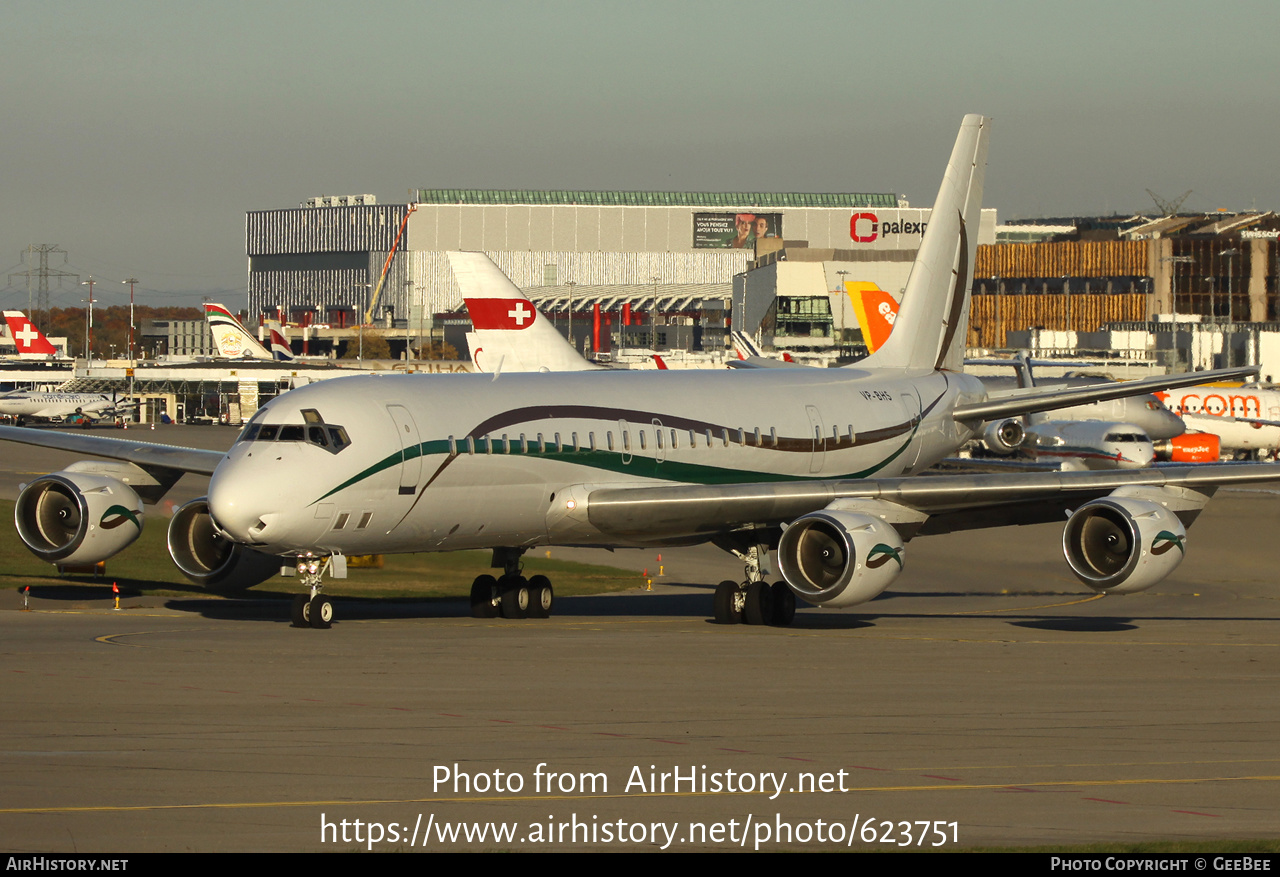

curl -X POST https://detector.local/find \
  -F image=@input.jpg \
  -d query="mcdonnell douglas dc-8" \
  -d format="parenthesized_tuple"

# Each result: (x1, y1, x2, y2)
(5, 115, 1279, 629)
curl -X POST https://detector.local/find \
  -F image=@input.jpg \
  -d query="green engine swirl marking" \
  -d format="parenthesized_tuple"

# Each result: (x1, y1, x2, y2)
(99, 504, 141, 532)
(866, 543, 904, 570)
(1150, 530, 1184, 556)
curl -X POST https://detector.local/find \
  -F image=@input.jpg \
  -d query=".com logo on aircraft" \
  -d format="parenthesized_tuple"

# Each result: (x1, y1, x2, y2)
(850, 212, 927, 243)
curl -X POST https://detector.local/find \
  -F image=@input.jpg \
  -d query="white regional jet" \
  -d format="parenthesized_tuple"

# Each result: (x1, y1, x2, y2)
(4, 114, 1280, 630)
(0, 391, 128, 425)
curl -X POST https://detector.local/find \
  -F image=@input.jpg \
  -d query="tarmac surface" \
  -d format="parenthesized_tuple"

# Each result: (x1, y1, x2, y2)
(1, 423, 1279, 851)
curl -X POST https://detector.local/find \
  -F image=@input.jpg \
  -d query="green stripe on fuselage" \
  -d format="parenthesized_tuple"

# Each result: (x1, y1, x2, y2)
(311, 432, 915, 506)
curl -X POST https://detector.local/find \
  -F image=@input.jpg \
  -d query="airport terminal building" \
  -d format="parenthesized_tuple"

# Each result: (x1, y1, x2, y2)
(245, 190, 972, 353)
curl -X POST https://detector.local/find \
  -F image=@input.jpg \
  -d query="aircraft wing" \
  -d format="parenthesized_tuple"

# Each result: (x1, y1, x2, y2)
(726, 357, 805, 369)
(582, 462, 1280, 543)
(0, 425, 224, 477)
(953, 366, 1258, 423)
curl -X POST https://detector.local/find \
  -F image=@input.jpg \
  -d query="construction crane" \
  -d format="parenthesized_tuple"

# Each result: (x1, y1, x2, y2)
(364, 204, 418, 324)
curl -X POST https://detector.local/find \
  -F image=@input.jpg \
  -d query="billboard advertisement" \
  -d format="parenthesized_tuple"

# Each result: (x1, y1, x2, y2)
(694, 212, 783, 249)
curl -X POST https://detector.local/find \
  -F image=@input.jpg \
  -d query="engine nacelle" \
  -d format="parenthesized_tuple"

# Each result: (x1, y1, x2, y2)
(982, 418, 1025, 455)
(167, 498, 281, 590)
(1062, 497, 1186, 594)
(777, 510, 905, 608)
(14, 473, 145, 566)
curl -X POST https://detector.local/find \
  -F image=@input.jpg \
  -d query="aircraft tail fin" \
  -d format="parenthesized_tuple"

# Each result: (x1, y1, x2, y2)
(844, 282, 899, 354)
(264, 320, 295, 361)
(2, 311, 59, 359)
(204, 304, 273, 360)
(449, 251, 598, 373)
(856, 114, 988, 372)
(730, 330, 764, 360)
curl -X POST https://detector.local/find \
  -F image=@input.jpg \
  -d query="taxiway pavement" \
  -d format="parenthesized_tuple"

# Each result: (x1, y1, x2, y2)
(1, 426, 1278, 851)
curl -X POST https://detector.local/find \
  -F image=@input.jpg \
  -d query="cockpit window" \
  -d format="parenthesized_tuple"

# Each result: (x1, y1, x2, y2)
(236, 411, 351, 454)
(1105, 432, 1149, 443)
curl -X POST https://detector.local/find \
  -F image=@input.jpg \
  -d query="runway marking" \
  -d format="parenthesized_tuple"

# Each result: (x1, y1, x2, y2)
(949, 594, 1106, 614)
(96, 628, 221, 646)
(2, 775, 1275, 815)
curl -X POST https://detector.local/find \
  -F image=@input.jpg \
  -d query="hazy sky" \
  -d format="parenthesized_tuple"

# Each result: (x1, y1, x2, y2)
(2, 1, 1276, 309)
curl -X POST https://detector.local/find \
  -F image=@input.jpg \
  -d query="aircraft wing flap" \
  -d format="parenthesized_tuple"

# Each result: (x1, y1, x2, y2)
(0, 425, 224, 477)
(584, 463, 1280, 542)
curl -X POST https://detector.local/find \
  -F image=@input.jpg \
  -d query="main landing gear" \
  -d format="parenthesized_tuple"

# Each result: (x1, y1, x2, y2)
(470, 548, 554, 620)
(289, 554, 338, 629)
(712, 539, 796, 627)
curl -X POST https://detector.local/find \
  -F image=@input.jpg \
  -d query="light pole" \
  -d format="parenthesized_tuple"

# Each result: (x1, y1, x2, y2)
(566, 281, 576, 350)
(403, 279, 414, 360)
(80, 277, 95, 369)
(122, 277, 138, 363)
(1221, 248, 1239, 324)
(354, 284, 372, 361)
(650, 276, 659, 352)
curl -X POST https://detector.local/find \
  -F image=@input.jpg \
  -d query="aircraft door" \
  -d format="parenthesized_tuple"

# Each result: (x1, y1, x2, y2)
(897, 387, 924, 473)
(806, 405, 824, 474)
(386, 404, 422, 495)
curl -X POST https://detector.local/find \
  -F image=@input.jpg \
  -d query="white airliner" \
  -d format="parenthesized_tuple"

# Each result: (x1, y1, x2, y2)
(1154, 385, 1280, 456)
(205, 304, 294, 361)
(4, 115, 1279, 632)
(0, 391, 128, 424)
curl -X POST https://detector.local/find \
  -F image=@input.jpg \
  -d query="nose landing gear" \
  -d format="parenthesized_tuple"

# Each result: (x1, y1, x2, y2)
(289, 553, 342, 629)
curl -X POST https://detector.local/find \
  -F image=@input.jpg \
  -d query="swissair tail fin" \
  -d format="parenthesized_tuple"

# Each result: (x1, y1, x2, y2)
(204, 304, 273, 360)
(2, 311, 59, 359)
(856, 114, 988, 373)
(448, 251, 598, 373)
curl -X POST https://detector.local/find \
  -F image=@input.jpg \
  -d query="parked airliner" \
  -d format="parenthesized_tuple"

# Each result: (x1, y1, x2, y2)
(4, 115, 1277, 631)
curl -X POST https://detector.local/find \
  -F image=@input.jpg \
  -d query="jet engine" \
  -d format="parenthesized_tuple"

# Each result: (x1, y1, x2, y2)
(1062, 496, 1186, 594)
(167, 497, 281, 590)
(982, 418, 1025, 455)
(777, 510, 905, 608)
(14, 472, 145, 566)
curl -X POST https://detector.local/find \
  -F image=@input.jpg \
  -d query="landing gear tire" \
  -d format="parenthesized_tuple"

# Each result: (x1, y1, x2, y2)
(470, 574, 499, 618)
(500, 576, 530, 619)
(713, 580, 742, 624)
(291, 594, 310, 628)
(527, 575, 553, 619)
(744, 580, 774, 625)
(309, 595, 334, 629)
(769, 582, 796, 627)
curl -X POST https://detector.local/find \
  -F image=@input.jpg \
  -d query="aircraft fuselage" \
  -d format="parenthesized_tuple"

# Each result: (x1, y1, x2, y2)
(208, 368, 988, 556)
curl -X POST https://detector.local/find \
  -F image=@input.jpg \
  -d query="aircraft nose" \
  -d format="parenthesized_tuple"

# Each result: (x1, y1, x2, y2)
(207, 467, 276, 544)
